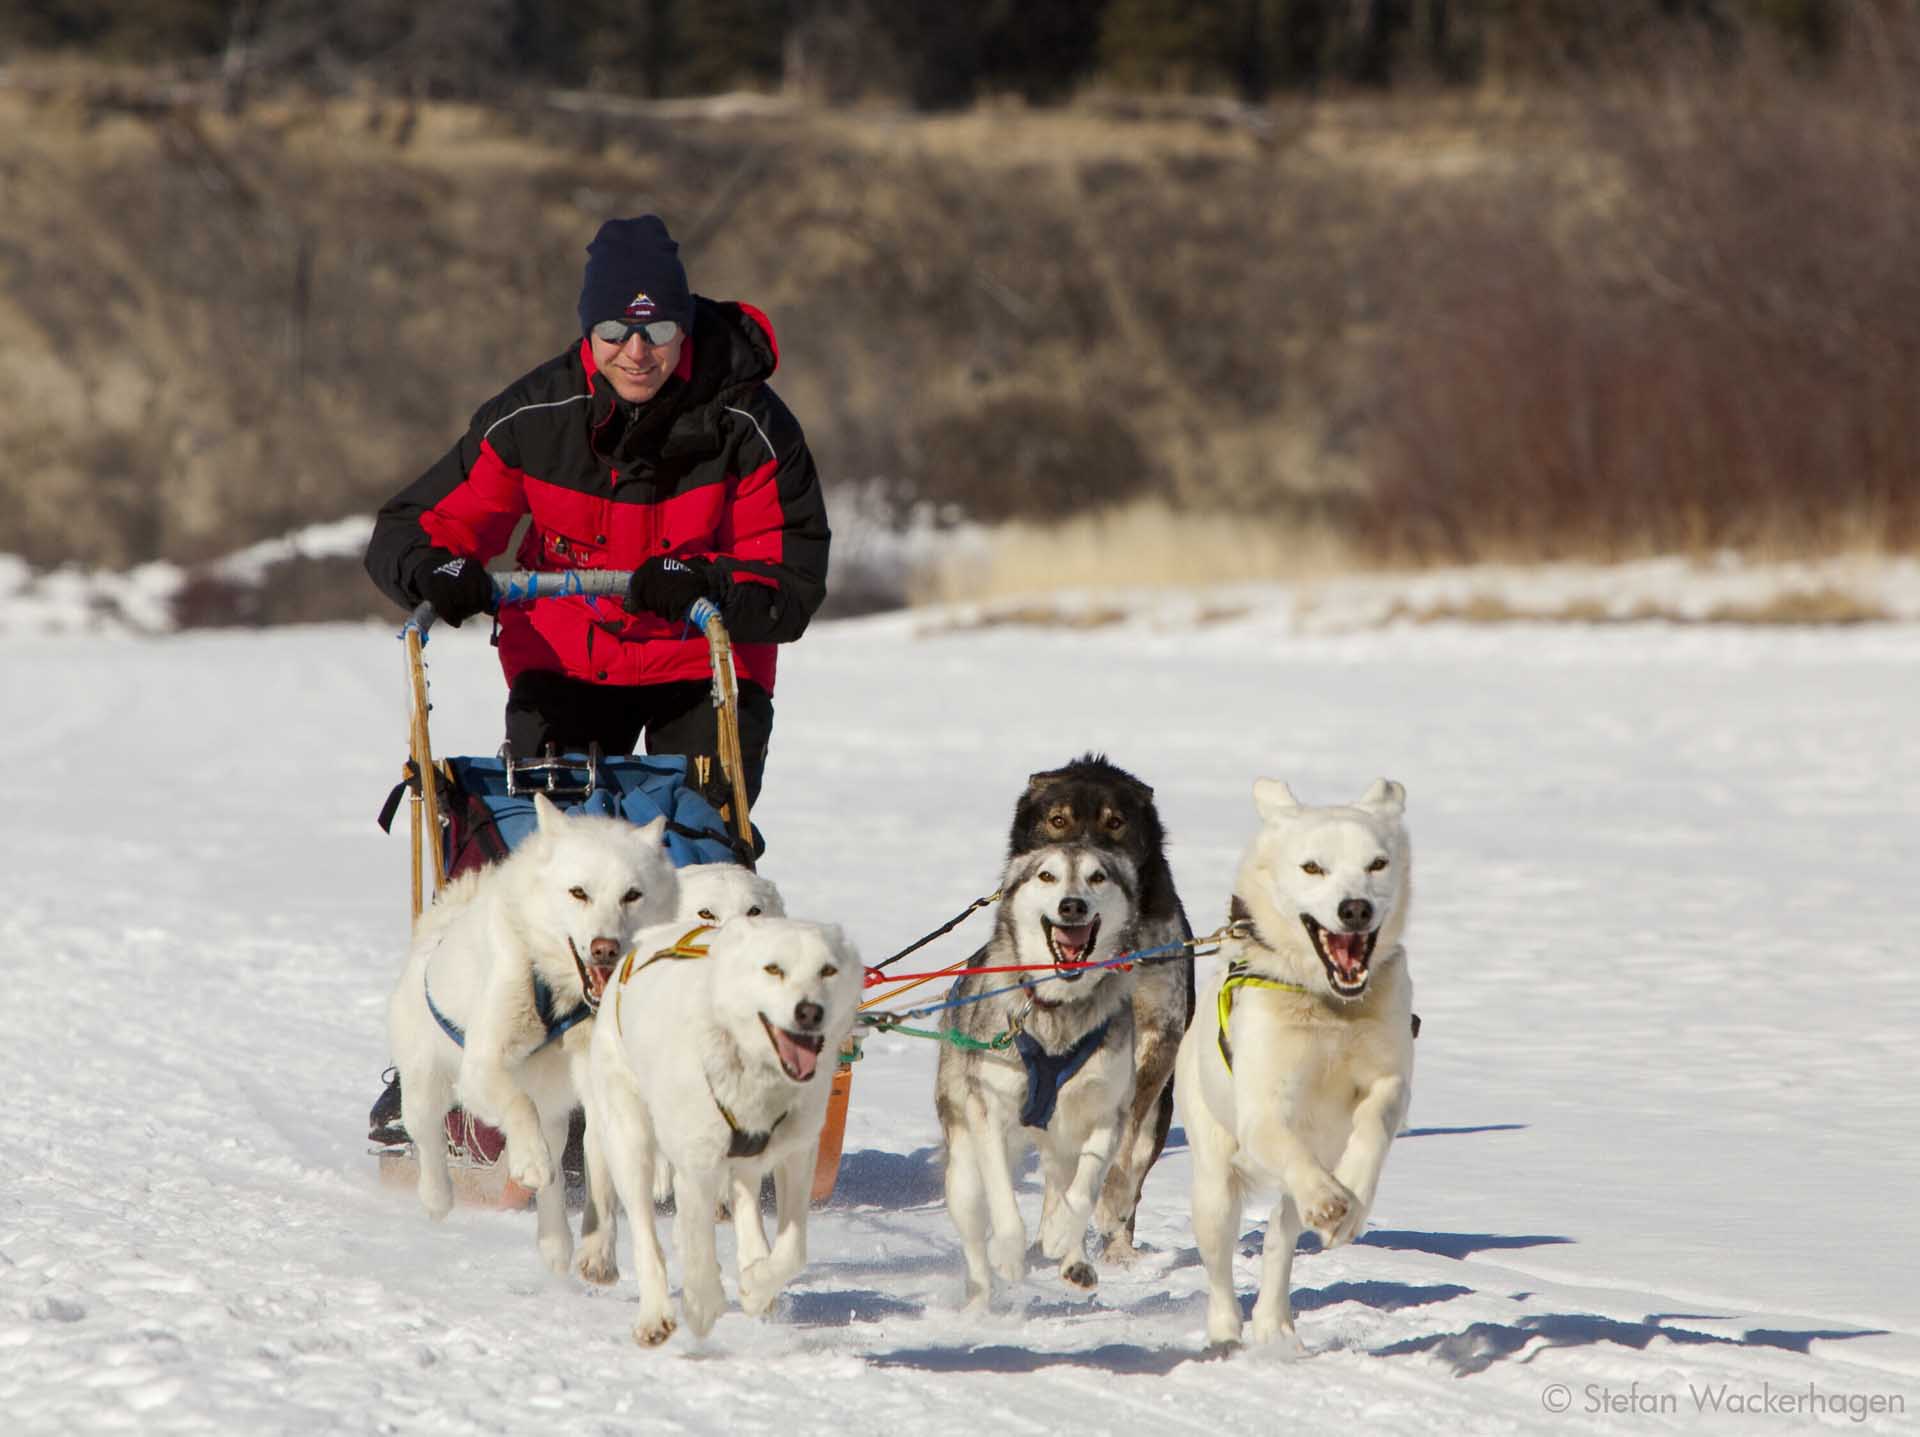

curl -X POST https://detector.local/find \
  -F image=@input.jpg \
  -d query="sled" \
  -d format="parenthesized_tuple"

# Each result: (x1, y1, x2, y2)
(374, 569, 854, 1209)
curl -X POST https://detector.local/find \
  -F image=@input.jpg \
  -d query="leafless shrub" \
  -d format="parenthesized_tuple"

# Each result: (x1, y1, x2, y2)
(170, 574, 259, 628)
(172, 556, 388, 627)
(905, 396, 1157, 523)
(1365, 23, 1920, 561)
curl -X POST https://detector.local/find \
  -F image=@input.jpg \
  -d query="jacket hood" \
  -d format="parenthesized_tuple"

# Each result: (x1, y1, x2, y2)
(582, 297, 779, 470)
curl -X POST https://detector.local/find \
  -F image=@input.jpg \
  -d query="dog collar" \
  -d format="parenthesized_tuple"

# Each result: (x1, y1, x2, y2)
(533, 971, 595, 1046)
(1013, 1019, 1111, 1129)
(1023, 982, 1061, 1013)
(1226, 894, 1273, 950)
(707, 1076, 789, 1158)
(536, 972, 596, 1046)
(1215, 961, 1309, 1073)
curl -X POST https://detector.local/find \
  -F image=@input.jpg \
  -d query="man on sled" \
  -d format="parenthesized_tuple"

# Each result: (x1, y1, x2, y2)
(363, 213, 830, 1153)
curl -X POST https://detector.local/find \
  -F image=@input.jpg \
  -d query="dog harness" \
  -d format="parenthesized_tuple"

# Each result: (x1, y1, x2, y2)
(1013, 1017, 1112, 1129)
(1214, 960, 1310, 1073)
(612, 925, 715, 1034)
(424, 964, 602, 1053)
(606, 925, 790, 1156)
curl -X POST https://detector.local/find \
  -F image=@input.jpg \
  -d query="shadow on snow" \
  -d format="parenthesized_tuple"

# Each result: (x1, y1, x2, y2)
(820, 1145, 945, 1211)
(1374, 1312, 1889, 1376)
(1352, 1229, 1574, 1260)
(1398, 1123, 1529, 1139)
(866, 1341, 1225, 1376)
(784, 1288, 923, 1327)
(1123, 1279, 1473, 1323)
(1161, 1227, 1575, 1272)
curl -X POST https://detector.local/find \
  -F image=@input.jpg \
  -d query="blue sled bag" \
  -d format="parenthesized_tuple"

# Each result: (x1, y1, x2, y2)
(432, 752, 752, 876)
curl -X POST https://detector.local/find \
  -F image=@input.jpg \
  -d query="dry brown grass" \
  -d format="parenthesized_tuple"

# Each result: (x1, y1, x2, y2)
(1698, 589, 1895, 627)
(927, 603, 1132, 634)
(919, 501, 1365, 606)
(1380, 588, 1893, 628)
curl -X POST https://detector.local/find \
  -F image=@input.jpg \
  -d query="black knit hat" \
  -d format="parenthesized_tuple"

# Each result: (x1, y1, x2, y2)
(577, 215, 694, 336)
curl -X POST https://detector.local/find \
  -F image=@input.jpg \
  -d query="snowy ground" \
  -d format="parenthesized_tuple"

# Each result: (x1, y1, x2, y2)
(7, 529, 1920, 636)
(3, 602, 1917, 1434)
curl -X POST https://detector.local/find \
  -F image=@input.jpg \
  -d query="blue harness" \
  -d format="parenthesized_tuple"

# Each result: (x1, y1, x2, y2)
(1013, 1017, 1112, 1129)
(425, 971, 593, 1053)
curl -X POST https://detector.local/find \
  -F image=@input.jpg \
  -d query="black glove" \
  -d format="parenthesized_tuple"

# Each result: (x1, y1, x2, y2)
(414, 550, 494, 628)
(625, 556, 717, 623)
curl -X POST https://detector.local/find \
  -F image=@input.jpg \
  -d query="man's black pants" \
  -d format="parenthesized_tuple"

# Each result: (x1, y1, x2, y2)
(503, 672, 773, 807)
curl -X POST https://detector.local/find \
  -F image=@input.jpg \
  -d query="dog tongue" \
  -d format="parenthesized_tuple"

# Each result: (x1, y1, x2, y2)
(585, 965, 613, 1000)
(774, 1028, 820, 1081)
(1053, 923, 1093, 960)
(1326, 931, 1367, 978)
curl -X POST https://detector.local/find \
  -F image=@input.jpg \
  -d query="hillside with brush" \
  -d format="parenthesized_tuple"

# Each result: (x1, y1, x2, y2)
(3, 5, 1916, 621)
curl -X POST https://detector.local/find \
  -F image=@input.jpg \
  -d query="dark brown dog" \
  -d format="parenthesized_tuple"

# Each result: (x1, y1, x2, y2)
(1009, 754, 1193, 1258)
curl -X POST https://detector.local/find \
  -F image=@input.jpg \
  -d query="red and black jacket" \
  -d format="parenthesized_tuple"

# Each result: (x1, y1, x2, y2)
(365, 298, 828, 694)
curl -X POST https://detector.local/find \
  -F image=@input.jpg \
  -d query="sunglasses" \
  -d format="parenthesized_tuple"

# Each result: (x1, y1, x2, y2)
(592, 318, 682, 347)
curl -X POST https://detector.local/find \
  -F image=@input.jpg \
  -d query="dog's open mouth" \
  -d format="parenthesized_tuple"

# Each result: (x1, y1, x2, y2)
(569, 940, 618, 1011)
(1301, 915, 1378, 996)
(1042, 914, 1101, 982)
(759, 1013, 825, 1082)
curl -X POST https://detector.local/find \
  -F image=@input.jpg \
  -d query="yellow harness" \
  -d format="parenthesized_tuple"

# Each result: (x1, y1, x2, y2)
(1215, 960, 1309, 1072)
(609, 923, 793, 1156)
(613, 924, 716, 1033)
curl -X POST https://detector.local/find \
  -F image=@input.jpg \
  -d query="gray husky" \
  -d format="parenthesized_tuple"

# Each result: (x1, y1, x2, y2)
(1009, 755, 1191, 1260)
(934, 844, 1140, 1307)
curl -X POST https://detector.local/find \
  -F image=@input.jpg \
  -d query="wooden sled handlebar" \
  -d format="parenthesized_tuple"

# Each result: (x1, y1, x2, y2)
(401, 570, 753, 914)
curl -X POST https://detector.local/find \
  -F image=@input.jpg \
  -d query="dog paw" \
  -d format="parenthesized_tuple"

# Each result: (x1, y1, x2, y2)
(1296, 1173, 1356, 1239)
(651, 1163, 675, 1208)
(1327, 1166, 1374, 1245)
(1322, 1196, 1370, 1249)
(1094, 1230, 1142, 1266)
(1060, 1259, 1098, 1291)
(1206, 1299, 1244, 1348)
(508, 1142, 554, 1192)
(683, 1281, 726, 1338)
(738, 1260, 780, 1317)
(632, 1311, 677, 1347)
(538, 1231, 573, 1277)
(417, 1174, 454, 1223)
(575, 1239, 619, 1286)
(1039, 1204, 1088, 1261)
(988, 1230, 1027, 1285)
(1249, 1308, 1304, 1352)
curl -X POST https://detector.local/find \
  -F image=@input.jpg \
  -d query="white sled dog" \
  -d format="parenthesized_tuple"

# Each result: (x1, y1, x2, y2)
(387, 794, 678, 1273)
(647, 863, 787, 1205)
(590, 915, 862, 1344)
(935, 844, 1139, 1306)
(672, 861, 786, 926)
(1176, 778, 1414, 1349)
(572, 861, 788, 1283)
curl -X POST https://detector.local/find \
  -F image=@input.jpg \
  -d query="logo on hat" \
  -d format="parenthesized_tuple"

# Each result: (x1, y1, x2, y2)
(622, 291, 659, 321)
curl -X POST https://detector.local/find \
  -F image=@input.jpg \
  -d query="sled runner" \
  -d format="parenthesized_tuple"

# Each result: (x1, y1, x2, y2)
(372, 570, 854, 1208)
